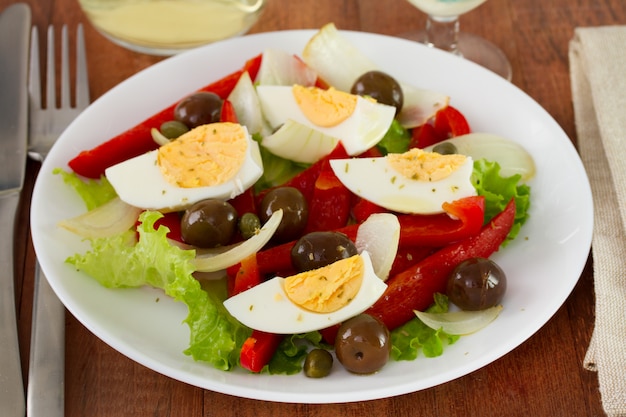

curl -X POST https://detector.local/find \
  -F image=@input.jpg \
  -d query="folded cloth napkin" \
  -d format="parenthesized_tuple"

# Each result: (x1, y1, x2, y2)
(570, 26, 626, 416)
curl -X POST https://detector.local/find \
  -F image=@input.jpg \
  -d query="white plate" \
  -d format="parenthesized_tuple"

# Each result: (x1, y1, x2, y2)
(31, 29, 593, 404)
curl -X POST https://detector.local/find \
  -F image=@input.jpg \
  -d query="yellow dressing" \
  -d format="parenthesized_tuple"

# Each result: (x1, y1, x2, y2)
(292, 85, 357, 127)
(387, 148, 467, 182)
(283, 254, 364, 313)
(157, 122, 248, 188)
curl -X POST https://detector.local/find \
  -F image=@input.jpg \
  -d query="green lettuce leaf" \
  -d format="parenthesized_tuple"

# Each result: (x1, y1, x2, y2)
(390, 293, 460, 361)
(66, 211, 249, 370)
(472, 159, 531, 244)
(53, 168, 116, 210)
(376, 119, 411, 155)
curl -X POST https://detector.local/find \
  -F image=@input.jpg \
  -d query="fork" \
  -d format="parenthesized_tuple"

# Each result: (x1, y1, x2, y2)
(27, 24, 89, 417)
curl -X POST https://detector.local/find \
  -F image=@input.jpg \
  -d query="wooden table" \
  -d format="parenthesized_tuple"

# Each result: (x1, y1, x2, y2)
(6, 0, 623, 415)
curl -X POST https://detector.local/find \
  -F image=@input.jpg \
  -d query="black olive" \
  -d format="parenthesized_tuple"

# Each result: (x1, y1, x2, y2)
(290, 231, 358, 272)
(350, 70, 404, 115)
(335, 314, 391, 374)
(259, 187, 308, 243)
(174, 92, 223, 129)
(446, 257, 507, 311)
(180, 199, 238, 248)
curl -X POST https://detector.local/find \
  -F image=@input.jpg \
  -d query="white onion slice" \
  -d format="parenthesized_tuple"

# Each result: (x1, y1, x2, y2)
(261, 119, 339, 163)
(414, 305, 503, 335)
(58, 197, 142, 239)
(193, 209, 283, 272)
(355, 213, 400, 281)
(150, 127, 170, 146)
(227, 71, 266, 135)
(256, 48, 318, 87)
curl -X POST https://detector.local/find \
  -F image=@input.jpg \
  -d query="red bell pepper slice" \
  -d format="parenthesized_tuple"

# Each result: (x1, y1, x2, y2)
(219, 99, 238, 123)
(303, 165, 351, 233)
(259, 142, 350, 205)
(397, 196, 485, 247)
(351, 198, 388, 224)
(409, 122, 440, 150)
(240, 330, 284, 373)
(366, 198, 516, 331)
(433, 105, 471, 139)
(68, 54, 263, 179)
(229, 253, 261, 297)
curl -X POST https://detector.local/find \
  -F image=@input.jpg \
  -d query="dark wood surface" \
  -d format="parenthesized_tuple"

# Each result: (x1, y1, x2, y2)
(6, 0, 622, 415)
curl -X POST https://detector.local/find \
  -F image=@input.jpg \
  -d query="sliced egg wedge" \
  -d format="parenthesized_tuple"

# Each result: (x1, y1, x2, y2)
(105, 122, 263, 212)
(256, 84, 396, 156)
(330, 148, 477, 215)
(223, 251, 387, 334)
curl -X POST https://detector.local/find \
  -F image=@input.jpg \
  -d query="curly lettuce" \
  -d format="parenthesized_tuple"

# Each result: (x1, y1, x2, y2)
(66, 211, 250, 370)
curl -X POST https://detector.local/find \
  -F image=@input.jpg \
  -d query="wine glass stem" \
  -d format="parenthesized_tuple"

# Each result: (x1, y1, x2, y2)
(424, 15, 461, 56)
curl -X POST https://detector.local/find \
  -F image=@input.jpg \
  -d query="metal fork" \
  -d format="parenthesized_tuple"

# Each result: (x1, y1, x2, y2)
(27, 24, 89, 417)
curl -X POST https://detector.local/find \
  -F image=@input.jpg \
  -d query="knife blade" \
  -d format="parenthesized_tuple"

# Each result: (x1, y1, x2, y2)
(0, 3, 31, 417)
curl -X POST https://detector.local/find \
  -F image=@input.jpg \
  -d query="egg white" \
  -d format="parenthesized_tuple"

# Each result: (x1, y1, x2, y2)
(329, 155, 477, 215)
(256, 85, 396, 156)
(105, 133, 263, 212)
(223, 251, 387, 334)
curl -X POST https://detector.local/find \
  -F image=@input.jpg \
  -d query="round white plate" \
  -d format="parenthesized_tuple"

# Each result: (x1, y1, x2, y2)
(31, 29, 593, 404)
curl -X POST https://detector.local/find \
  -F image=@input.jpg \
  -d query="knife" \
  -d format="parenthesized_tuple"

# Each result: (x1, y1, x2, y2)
(0, 3, 31, 417)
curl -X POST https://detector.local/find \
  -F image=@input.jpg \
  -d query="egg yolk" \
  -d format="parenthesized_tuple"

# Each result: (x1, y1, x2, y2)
(292, 85, 357, 127)
(388, 148, 467, 182)
(157, 122, 248, 188)
(283, 254, 364, 313)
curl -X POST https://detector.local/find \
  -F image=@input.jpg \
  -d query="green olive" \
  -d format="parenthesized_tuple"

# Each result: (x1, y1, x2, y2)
(238, 212, 261, 240)
(432, 141, 458, 155)
(303, 348, 333, 378)
(160, 120, 189, 139)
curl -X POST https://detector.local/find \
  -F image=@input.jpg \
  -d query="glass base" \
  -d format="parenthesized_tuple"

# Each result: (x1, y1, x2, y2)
(400, 30, 512, 81)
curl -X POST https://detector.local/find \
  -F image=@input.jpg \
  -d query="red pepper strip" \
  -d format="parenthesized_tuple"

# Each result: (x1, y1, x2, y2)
(240, 330, 285, 373)
(366, 198, 516, 331)
(228, 187, 256, 217)
(68, 54, 263, 179)
(397, 196, 485, 247)
(303, 165, 351, 233)
(433, 105, 471, 139)
(257, 142, 350, 207)
(229, 253, 261, 297)
(388, 246, 436, 278)
(351, 197, 388, 224)
(409, 122, 440, 150)
(220, 99, 238, 123)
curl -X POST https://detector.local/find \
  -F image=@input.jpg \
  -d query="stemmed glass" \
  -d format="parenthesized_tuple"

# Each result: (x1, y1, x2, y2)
(402, 0, 512, 80)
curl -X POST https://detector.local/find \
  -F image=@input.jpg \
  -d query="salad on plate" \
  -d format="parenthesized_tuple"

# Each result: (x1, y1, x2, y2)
(55, 23, 533, 378)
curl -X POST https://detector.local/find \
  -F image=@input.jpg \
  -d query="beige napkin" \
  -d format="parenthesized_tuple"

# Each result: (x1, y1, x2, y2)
(570, 26, 626, 416)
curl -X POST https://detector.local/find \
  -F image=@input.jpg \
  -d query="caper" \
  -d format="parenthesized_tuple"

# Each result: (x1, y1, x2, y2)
(303, 348, 333, 378)
(160, 120, 189, 139)
(432, 141, 458, 155)
(239, 212, 261, 240)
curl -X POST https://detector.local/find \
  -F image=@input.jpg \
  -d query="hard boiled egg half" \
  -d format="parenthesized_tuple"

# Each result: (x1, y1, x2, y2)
(105, 122, 263, 212)
(329, 148, 477, 215)
(223, 251, 387, 334)
(256, 84, 396, 157)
